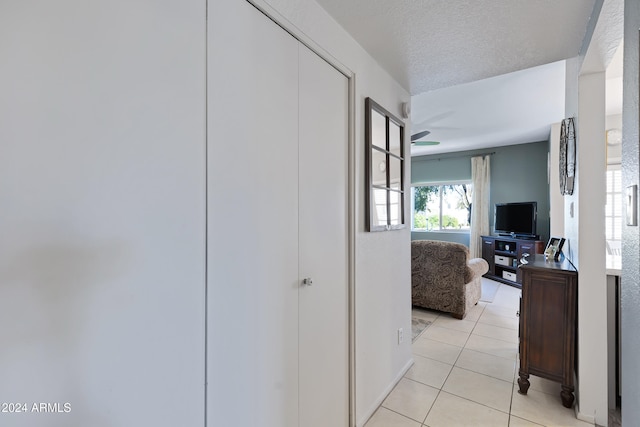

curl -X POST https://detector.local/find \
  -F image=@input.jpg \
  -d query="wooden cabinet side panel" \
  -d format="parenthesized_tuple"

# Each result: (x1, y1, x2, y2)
(525, 273, 567, 379)
(520, 266, 577, 386)
(563, 274, 578, 387)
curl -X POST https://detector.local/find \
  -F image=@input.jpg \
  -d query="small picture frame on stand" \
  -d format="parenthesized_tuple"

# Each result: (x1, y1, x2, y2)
(544, 237, 566, 261)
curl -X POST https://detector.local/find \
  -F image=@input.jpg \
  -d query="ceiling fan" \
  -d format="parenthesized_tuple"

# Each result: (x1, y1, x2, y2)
(410, 110, 460, 146)
(411, 130, 440, 146)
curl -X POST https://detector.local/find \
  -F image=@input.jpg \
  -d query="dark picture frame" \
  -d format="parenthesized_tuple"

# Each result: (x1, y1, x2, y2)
(545, 237, 566, 261)
(365, 97, 406, 232)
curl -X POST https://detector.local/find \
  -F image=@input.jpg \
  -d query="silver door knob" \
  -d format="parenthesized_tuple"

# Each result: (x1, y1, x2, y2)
(302, 277, 313, 286)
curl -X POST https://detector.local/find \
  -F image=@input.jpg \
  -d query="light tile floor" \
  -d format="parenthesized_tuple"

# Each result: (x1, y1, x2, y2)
(365, 279, 595, 427)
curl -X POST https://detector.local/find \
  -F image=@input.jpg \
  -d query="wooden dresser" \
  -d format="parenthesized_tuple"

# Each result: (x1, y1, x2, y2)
(517, 254, 578, 408)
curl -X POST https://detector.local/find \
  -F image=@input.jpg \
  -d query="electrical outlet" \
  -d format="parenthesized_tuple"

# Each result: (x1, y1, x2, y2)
(398, 328, 403, 345)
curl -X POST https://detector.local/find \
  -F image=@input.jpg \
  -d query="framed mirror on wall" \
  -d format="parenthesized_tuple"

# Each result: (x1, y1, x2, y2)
(365, 97, 406, 231)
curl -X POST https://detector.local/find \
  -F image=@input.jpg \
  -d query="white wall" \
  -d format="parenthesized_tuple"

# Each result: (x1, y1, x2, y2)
(0, 0, 411, 425)
(576, 71, 608, 424)
(549, 122, 565, 237)
(563, 58, 580, 263)
(562, 2, 620, 423)
(252, 1, 412, 425)
(0, 1, 206, 426)
(564, 67, 609, 427)
(606, 114, 622, 163)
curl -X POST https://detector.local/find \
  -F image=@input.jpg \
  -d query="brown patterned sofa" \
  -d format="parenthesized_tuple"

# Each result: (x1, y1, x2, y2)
(411, 240, 489, 319)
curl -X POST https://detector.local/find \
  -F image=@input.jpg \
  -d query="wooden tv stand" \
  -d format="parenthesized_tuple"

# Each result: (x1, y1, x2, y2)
(480, 235, 545, 288)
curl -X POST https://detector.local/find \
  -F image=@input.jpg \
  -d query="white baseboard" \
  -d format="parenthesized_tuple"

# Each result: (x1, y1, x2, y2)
(574, 404, 596, 424)
(356, 357, 415, 427)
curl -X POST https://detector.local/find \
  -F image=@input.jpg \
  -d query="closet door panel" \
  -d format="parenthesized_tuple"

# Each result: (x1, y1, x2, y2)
(208, 1, 299, 426)
(298, 45, 349, 427)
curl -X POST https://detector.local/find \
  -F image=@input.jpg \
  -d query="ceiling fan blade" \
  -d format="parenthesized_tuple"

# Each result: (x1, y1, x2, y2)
(412, 140, 440, 146)
(411, 130, 431, 141)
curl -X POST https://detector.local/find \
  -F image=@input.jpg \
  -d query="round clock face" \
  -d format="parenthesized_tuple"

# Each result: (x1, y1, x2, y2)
(379, 161, 386, 172)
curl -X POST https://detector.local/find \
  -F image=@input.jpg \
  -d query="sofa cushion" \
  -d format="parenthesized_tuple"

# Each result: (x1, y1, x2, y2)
(411, 239, 488, 319)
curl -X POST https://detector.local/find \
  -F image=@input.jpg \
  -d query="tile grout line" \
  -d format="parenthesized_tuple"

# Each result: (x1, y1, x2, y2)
(440, 303, 515, 418)
(409, 310, 445, 427)
(435, 390, 512, 418)
(398, 284, 524, 427)
(419, 388, 441, 426)
(507, 364, 516, 426)
(451, 365, 516, 386)
(377, 405, 426, 426)
(420, 304, 492, 426)
(388, 285, 577, 427)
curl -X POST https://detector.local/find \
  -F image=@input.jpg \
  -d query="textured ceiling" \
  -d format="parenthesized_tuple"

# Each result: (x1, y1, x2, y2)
(314, 0, 609, 156)
(409, 60, 566, 156)
(315, 0, 597, 94)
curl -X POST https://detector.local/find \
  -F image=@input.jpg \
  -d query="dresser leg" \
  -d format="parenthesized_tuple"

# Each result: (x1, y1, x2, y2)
(561, 385, 575, 408)
(517, 373, 530, 394)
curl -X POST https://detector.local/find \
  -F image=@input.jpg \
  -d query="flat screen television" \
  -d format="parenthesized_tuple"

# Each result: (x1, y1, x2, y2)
(494, 201, 538, 238)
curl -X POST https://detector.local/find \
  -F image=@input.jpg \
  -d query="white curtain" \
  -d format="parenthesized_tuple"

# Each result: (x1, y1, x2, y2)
(470, 155, 490, 258)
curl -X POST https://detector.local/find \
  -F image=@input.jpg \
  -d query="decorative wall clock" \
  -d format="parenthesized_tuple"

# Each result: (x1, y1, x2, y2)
(559, 117, 576, 196)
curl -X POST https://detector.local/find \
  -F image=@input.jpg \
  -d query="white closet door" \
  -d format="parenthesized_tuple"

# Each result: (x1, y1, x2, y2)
(208, 0, 299, 426)
(298, 46, 349, 427)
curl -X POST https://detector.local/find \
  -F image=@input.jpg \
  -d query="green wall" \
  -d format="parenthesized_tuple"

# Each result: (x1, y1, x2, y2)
(411, 141, 550, 245)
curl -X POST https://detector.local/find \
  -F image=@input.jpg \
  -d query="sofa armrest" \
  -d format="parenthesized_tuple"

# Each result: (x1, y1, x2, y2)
(466, 257, 489, 282)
